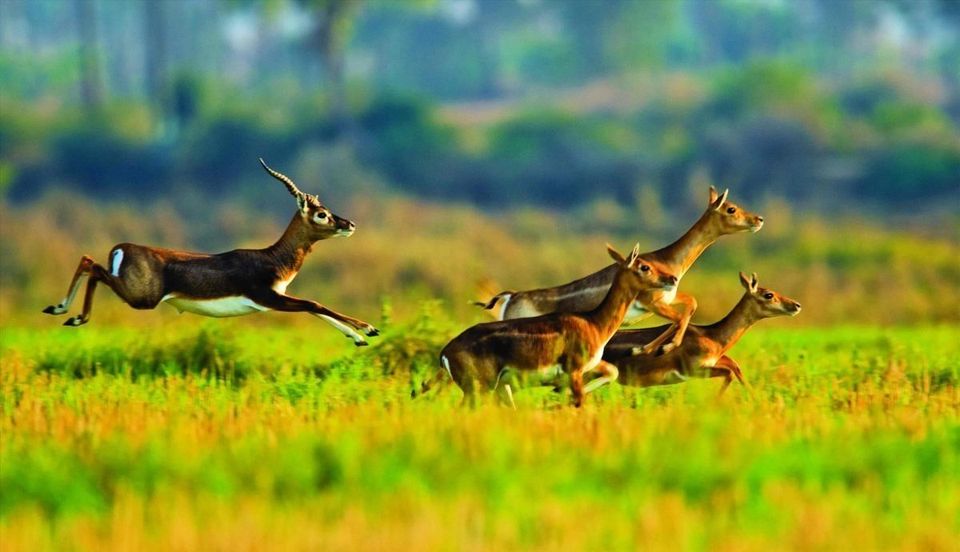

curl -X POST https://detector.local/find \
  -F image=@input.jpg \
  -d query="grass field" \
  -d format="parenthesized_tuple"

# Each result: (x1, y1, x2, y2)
(1, 319, 957, 551)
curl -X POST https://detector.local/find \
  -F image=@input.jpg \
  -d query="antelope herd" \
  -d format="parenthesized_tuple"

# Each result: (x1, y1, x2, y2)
(44, 159, 800, 406)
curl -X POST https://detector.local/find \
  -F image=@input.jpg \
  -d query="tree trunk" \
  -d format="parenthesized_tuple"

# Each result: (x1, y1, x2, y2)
(144, 0, 167, 113)
(316, 1, 348, 131)
(74, 0, 104, 109)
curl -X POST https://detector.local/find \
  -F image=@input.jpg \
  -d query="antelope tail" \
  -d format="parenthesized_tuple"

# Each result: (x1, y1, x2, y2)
(411, 368, 444, 398)
(472, 291, 514, 310)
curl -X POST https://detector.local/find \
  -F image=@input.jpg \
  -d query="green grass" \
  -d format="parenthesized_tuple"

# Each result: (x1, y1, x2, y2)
(1, 322, 958, 551)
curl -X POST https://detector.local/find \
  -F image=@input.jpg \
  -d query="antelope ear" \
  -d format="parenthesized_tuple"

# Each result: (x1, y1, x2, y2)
(750, 272, 759, 292)
(708, 185, 718, 204)
(607, 243, 627, 265)
(711, 188, 729, 211)
(297, 193, 310, 215)
(739, 271, 753, 291)
(629, 243, 641, 264)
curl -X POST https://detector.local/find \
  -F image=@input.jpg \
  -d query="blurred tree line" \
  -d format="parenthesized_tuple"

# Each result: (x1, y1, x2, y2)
(0, 0, 957, 213)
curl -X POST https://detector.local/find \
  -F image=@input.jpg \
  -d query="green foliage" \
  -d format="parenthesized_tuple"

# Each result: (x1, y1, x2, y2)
(4, 63, 958, 209)
(29, 326, 248, 384)
(485, 110, 642, 206)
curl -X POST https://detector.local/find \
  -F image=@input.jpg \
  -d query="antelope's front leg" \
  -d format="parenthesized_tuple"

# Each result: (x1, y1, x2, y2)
(583, 360, 618, 395)
(570, 372, 584, 408)
(712, 355, 747, 397)
(256, 292, 379, 346)
(639, 293, 698, 355)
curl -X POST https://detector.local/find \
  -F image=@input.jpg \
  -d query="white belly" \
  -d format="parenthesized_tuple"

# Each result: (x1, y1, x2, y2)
(162, 295, 268, 318)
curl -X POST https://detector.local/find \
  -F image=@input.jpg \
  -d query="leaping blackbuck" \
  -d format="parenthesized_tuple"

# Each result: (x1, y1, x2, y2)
(477, 187, 764, 355)
(427, 244, 678, 408)
(592, 272, 801, 396)
(42, 159, 380, 346)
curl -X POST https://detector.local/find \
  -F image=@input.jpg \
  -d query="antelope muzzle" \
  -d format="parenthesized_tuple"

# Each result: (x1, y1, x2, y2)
(334, 215, 356, 237)
(660, 273, 679, 290)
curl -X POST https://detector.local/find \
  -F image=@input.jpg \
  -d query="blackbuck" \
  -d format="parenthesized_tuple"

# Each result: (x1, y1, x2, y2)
(429, 244, 678, 408)
(477, 187, 764, 355)
(592, 272, 801, 396)
(42, 159, 380, 346)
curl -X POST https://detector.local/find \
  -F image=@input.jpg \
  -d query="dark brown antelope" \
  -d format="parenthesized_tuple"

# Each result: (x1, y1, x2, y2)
(477, 187, 764, 355)
(592, 272, 801, 396)
(42, 159, 379, 345)
(427, 244, 678, 408)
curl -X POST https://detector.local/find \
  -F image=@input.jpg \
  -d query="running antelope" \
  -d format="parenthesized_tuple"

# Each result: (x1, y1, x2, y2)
(429, 244, 678, 408)
(592, 272, 801, 396)
(477, 187, 763, 355)
(42, 159, 380, 346)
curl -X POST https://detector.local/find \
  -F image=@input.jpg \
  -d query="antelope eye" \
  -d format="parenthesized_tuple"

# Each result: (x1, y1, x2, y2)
(763, 292, 774, 300)
(727, 207, 737, 214)
(317, 212, 328, 220)
(640, 265, 650, 272)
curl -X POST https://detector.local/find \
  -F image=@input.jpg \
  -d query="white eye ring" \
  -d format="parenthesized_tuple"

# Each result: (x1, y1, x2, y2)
(315, 212, 328, 222)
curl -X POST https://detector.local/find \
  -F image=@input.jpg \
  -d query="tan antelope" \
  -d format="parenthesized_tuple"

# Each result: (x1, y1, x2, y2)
(427, 244, 678, 408)
(42, 159, 380, 345)
(477, 187, 764, 355)
(592, 272, 801, 396)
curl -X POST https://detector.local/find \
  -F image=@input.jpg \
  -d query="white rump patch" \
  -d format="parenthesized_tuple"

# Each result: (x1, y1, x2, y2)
(110, 249, 124, 277)
(497, 294, 513, 321)
(441, 355, 452, 379)
(162, 294, 268, 318)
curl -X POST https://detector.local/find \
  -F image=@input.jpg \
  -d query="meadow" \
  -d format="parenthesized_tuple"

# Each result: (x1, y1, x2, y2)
(1, 196, 958, 551)
(1, 317, 959, 551)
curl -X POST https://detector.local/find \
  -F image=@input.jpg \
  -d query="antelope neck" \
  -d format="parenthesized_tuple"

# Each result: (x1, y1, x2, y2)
(586, 268, 645, 337)
(703, 293, 761, 353)
(651, 210, 720, 275)
(265, 213, 315, 272)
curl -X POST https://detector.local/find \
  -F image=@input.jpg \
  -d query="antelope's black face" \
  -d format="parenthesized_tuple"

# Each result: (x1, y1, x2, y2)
(707, 187, 764, 234)
(258, 158, 357, 241)
(300, 195, 356, 240)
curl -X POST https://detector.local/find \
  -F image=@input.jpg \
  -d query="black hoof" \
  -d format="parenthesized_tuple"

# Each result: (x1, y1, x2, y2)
(43, 305, 61, 315)
(365, 327, 380, 337)
(354, 340, 369, 347)
(63, 317, 84, 327)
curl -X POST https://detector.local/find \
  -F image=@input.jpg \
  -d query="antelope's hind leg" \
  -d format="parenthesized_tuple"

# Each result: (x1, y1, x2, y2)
(63, 263, 117, 326)
(494, 367, 520, 409)
(44, 255, 95, 315)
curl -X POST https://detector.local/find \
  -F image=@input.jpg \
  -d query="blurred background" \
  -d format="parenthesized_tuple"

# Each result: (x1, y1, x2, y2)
(1, 0, 958, 328)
